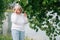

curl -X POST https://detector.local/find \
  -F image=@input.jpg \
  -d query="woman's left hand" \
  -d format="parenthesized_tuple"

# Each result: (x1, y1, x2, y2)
(24, 12, 27, 17)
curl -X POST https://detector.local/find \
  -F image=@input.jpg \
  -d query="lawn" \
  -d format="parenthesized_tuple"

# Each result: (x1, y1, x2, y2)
(0, 34, 31, 40)
(0, 34, 12, 40)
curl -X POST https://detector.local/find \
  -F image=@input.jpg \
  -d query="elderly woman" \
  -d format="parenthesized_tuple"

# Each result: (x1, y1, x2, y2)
(11, 3, 28, 40)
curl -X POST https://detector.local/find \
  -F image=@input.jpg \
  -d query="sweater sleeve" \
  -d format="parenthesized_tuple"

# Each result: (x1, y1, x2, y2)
(23, 14, 29, 24)
(11, 13, 20, 25)
(11, 13, 17, 24)
(11, 13, 29, 25)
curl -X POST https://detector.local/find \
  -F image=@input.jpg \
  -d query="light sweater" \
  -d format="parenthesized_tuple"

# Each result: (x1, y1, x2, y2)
(11, 13, 28, 31)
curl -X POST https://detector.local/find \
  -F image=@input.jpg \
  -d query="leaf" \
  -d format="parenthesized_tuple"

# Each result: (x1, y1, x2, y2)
(36, 29, 38, 32)
(20, 0, 28, 6)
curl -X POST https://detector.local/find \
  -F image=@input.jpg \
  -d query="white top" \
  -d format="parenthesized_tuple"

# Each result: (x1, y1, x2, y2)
(11, 13, 28, 31)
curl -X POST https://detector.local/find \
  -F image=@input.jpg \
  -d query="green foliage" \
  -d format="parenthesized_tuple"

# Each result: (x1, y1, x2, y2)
(0, 0, 5, 28)
(0, 0, 14, 33)
(18, 0, 60, 40)
(0, 35, 12, 40)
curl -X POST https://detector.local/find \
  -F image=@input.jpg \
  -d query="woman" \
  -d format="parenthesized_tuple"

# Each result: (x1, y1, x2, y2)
(11, 3, 28, 40)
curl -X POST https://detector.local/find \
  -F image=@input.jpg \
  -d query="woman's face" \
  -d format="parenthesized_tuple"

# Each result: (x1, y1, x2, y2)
(14, 8, 22, 14)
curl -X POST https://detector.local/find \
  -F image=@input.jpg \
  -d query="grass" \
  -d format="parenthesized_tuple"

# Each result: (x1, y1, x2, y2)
(0, 34, 32, 40)
(0, 34, 12, 40)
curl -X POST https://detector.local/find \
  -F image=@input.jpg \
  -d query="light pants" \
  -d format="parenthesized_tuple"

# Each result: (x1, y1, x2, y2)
(11, 29, 25, 40)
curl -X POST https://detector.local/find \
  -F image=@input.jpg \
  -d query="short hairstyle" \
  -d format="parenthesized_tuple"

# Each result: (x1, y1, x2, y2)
(13, 3, 23, 12)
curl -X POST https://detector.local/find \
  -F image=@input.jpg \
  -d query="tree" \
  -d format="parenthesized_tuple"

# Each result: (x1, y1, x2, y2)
(0, 0, 60, 40)
(19, 0, 60, 40)
(0, 0, 6, 34)
(0, 0, 14, 33)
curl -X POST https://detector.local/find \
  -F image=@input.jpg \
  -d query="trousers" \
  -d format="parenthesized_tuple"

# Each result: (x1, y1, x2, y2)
(11, 29, 25, 40)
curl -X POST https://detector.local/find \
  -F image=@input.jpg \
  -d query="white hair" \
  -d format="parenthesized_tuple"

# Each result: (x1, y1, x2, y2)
(13, 3, 23, 12)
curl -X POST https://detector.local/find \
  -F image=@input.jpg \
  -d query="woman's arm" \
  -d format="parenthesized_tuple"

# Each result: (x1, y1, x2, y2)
(11, 14, 17, 24)
(24, 12, 29, 24)
(11, 13, 20, 25)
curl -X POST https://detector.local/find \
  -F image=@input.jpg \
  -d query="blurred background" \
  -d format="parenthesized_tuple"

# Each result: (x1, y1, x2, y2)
(0, 0, 60, 40)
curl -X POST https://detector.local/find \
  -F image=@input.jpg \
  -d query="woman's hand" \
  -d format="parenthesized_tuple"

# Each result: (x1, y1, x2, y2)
(24, 12, 27, 17)
(24, 12, 28, 24)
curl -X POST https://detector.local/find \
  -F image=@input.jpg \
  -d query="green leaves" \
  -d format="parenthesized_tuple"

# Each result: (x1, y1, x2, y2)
(20, 0, 28, 6)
